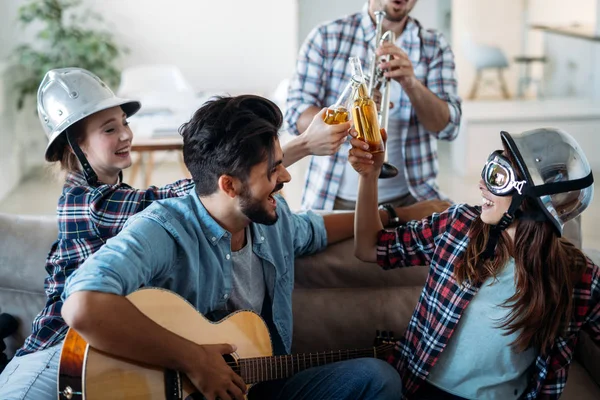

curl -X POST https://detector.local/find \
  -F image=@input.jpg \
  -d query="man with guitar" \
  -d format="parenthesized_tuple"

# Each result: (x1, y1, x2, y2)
(61, 95, 403, 400)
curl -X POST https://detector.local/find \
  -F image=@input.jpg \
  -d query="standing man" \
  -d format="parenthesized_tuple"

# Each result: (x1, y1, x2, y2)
(285, 0, 461, 210)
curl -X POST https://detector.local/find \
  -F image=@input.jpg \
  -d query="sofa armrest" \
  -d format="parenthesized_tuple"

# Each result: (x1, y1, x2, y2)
(576, 330, 600, 388)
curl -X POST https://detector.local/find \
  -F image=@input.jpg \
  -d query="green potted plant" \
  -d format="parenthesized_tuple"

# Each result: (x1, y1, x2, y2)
(11, 0, 126, 109)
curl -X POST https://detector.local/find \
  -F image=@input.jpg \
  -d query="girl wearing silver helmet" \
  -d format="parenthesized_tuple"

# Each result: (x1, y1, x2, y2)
(0, 68, 195, 399)
(349, 127, 597, 399)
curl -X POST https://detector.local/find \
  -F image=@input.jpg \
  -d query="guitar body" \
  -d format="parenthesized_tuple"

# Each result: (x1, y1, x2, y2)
(58, 288, 273, 400)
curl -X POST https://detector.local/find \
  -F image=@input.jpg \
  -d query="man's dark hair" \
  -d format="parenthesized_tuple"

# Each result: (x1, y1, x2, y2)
(179, 95, 283, 196)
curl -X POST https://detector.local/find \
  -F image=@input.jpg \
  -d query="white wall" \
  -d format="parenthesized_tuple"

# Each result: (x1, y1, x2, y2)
(85, 0, 297, 95)
(0, 0, 297, 95)
(0, 1, 22, 61)
(0, 63, 21, 203)
(298, 0, 364, 47)
(529, 0, 596, 26)
(527, 0, 597, 64)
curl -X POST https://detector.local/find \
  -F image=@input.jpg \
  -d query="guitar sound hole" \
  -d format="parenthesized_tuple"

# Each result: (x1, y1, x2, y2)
(223, 353, 240, 375)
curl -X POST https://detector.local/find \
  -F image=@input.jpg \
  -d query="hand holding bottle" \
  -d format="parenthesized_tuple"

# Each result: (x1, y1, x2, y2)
(302, 108, 351, 156)
(348, 128, 387, 177)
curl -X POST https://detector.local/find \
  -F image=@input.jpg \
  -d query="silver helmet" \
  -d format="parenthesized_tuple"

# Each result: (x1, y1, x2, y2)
(501, 128, 594, 236)
(37, 67, 141, 162)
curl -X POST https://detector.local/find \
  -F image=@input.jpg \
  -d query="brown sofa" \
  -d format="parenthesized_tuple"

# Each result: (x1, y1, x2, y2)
(1, 212, 599, 398)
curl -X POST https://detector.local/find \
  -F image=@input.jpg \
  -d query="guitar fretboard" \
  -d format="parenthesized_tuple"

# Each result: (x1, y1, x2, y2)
(234, 346, 392, 384)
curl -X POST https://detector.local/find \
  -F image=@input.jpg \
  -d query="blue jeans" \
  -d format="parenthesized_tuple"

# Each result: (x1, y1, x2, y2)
(248, 358, 402, 400)
(0, 344, 61, 400)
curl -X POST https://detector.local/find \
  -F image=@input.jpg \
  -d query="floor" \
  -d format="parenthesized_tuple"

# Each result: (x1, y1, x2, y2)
(1, 147, 599, 252)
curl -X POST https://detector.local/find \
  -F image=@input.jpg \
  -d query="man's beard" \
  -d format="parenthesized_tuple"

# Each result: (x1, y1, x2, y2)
(239, 183, 283, 225)
(383, 3, 413, 22)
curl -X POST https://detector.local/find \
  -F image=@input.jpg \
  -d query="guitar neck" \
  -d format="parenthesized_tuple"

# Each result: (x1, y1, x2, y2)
(236, 347, 384, 384)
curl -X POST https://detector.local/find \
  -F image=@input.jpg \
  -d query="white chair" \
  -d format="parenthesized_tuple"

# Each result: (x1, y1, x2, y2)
(462, 34, 510, 99)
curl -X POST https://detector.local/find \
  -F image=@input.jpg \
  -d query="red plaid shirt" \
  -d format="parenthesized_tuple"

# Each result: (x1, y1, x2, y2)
(17, 172, 194, 356)
(377, 204, 600, 399)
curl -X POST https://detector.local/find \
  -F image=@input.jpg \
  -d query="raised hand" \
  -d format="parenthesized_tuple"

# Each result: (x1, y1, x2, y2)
(348, 128, 387, 177)
(302, 108, 351, 156)
(186, 343, 246, 400)
(371, 88, 394, 112)
(377, 42, 417, 90)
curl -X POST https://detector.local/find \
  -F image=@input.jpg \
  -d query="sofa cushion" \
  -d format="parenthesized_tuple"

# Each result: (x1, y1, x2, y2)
(294, 237, 428, 289)
(0, 213, 56, 293)
(562, 360, 600, 399)
(0, 290, 46, 358)
(292, 286, 423, 354)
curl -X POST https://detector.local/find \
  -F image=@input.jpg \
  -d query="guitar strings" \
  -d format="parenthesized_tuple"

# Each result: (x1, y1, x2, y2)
(223, 346, 395, 375)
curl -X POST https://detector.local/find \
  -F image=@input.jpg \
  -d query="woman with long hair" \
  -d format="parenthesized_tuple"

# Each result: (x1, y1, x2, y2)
(349, 127, 598, 399)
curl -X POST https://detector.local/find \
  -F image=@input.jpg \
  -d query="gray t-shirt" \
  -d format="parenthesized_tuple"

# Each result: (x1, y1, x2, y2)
(427, 258, 537, 399)
(227, 227, 266, 314)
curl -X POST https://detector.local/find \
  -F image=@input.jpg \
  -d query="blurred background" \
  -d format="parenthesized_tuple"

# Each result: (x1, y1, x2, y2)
(0, 0, 599, 248)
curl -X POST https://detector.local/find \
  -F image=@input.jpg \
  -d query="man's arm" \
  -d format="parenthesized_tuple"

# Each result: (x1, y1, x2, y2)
(321, 201, 451, 245)
(322, 210, 386, 245)
(403, 80, 450, 133)
(284, 25, 326, 136)
(61, 218, 246, 399)
(378, 34, 461, 138)
(296, 106, 321, 135)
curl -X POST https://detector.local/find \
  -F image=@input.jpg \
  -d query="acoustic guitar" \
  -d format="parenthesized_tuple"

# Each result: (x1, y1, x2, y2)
(57, 288, 395, 400)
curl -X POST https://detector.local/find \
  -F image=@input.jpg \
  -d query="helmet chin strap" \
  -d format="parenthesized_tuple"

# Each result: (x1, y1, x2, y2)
(66, 128, 98, 186)
(480, 193, 523, 260)
(480, 194, 557, 260)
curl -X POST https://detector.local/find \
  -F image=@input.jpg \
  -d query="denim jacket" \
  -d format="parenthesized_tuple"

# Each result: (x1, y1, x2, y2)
(63, 189, 328, 353)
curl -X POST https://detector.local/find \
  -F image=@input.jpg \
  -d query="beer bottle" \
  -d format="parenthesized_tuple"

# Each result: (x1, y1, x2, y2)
(348, 56, 385, 154)
(323, 81, 352, 125)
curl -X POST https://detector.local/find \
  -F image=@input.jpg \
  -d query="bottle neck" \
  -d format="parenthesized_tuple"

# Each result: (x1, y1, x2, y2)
(353, 79, 369, 99)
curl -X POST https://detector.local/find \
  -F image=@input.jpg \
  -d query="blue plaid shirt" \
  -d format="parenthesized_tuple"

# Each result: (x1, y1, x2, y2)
(16, 172, 194, 356)
(285, 6, 461, 210)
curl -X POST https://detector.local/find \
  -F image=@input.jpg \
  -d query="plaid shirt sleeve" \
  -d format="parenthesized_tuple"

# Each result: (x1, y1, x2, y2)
(377, 204, 474, 269)
(88, 178, 194, 238)
(585, 260, 600, 343)
(284, 26, 327, 136)
(424, 32, 462, 141)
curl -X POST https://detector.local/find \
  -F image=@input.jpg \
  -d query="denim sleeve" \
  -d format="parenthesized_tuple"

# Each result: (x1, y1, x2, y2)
(62, 216, 178, 299)
(291, 210, 328, 257)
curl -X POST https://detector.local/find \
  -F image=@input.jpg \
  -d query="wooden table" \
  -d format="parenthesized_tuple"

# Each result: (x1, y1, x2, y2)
(129, 137, 189, 188)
